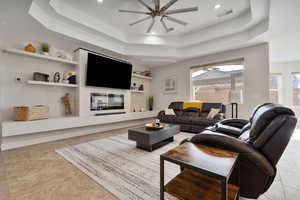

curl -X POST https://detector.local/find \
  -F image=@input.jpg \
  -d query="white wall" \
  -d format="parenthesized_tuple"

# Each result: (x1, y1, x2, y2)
(271, 61, 300, 124)
(0, 1, 148, 121)
(151, 43, 270, 119)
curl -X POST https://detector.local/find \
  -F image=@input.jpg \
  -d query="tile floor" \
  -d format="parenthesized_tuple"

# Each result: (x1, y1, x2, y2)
(0, 128, 299, 200)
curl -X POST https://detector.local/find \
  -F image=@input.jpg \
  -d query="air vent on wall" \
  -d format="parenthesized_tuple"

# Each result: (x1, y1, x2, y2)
(217, 9, 233, 18)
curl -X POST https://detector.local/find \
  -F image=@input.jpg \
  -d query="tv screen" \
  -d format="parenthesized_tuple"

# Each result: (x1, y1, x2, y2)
(86, 53, 132, 89)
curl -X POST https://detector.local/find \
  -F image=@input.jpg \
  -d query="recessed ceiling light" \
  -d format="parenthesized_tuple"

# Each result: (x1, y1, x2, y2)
(97, 0, 103, 3)
(151, 32, 156, 35)
(214, 4, 221, 10)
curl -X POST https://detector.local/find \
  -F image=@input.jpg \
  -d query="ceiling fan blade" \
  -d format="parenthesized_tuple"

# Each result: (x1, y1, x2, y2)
(154, 0, 160, 11)
(160, 18, 174, 32)
(119, 10, 151, 15)
(164, 7, 199, 15)
(146, 18, 155, 33)
(129, 16, 152, 26)
(161, 0, 178, 13)
(137, 0, 154, 12)
(166, 16, 188, 26)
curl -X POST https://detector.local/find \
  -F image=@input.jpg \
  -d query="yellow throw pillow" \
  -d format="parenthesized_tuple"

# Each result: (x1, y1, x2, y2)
(183, 102, 203, 110)
(207, 108, 221, 119)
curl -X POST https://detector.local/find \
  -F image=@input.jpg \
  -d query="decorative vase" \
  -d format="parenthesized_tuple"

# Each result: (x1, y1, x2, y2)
(24, 44, 36, 53)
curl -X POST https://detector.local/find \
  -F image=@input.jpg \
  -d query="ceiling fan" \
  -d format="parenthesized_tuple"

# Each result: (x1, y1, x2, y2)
(119, 0, 199, 33)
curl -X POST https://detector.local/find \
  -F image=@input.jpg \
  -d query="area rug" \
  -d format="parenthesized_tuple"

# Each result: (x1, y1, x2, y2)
(56, 133, 193, 200)
(56, 131, 298, 200)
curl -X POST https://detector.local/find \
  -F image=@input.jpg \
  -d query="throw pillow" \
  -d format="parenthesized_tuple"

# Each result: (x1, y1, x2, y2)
(165, 109, 175, 115)
(207, 108, 220, 119)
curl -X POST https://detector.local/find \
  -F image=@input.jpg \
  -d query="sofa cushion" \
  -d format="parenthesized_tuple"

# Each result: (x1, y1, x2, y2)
(174, 110, 184, 117)
(181, 108, 200, 118)
(168, 102, 183, 110)
(174, 116, 216, 126)
(202, 103, 223, 112)
(199, 112, 208, 118)
(164, 109, 175, 115)
(160, 114, 177, 123)
(215, 124, 241, 137)
(207, 108, 221, 119)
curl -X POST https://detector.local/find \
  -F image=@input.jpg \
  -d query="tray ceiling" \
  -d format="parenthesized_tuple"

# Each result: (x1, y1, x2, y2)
(28, 0, 270, 66)
(61, 0, 250, 35)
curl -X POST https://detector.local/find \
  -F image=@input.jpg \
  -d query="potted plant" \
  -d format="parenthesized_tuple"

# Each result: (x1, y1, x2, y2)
(41, 43, 50, 55)
(148, 96, 154, 111)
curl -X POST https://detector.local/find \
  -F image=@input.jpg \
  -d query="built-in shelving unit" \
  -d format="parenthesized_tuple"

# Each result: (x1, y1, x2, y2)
(132, 74, 152, 80)
(3, 48, 78, 65)
(1, 111, 157, 137)
(27, 80, 78, 88)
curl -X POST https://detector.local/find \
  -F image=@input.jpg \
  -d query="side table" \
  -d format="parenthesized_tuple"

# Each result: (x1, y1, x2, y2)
(160, 143, 240, 200)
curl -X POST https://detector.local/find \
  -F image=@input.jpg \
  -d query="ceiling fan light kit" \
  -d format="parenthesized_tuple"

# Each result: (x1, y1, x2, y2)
(119, 0, 199, 33)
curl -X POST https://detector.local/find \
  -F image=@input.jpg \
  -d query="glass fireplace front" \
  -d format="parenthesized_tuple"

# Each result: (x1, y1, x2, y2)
(91, 93, 124, 111)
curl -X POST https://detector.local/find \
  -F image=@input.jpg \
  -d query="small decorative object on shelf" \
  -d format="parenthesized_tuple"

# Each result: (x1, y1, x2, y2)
(24, 44, 36, 53)
(64, 71, 76, 84)
(131, 82, 137, 90)
(13, 105, 49, 121)
(61, 93, 72, 115)
(53, 72, 61, 83)
(133, 70, 152, 78)
(148, 96, 154, 111)
(33, 72, 49, 82)
(41, 43, 50, 55)
(138, 84, 144, 91)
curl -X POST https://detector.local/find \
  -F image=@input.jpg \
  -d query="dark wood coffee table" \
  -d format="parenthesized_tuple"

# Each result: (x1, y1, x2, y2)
(160, 143, 240, 200)
(128, 124, 180, 152)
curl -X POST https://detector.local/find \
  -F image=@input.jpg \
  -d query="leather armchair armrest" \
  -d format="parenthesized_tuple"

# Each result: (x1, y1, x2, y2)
(189, 130, 275, 177)
(157, 110, 165, 119)
(219, 118, 249, 128)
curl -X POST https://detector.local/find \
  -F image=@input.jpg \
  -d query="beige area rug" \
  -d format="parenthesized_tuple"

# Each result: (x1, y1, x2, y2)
(56, 133, 193, 200)
(56, 132, 300, 200)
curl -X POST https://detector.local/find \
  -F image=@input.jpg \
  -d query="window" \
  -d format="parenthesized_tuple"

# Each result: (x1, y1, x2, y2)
(191, 64, 244, 104)
(292, 73, 300, 106)
(269, 74, 282, 104)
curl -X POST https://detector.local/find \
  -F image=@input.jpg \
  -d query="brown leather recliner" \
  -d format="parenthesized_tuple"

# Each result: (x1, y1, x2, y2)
(184, 103, 297, 199)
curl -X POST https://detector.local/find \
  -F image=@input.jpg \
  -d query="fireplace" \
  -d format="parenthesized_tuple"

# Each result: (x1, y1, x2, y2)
(91, 93, 125, 113)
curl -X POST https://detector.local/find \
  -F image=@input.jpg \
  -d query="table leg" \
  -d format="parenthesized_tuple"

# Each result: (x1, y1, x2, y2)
(160, 156, 164, 200)
(221, 178, 228, 200)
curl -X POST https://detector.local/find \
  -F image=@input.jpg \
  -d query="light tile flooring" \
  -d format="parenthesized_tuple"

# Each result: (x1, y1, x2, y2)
(0, 127, 299, 200)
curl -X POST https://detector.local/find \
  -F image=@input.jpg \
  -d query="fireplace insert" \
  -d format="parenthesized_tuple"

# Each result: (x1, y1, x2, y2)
(91, 93, 124, 111)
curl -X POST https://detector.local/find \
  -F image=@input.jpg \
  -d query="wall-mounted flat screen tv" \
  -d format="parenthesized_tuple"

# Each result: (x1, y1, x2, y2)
(86, 53, 132, 90)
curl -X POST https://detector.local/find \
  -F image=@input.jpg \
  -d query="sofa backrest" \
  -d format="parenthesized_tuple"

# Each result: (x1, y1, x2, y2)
(168, 101, 226, 116)
(202, 103, 226, 114)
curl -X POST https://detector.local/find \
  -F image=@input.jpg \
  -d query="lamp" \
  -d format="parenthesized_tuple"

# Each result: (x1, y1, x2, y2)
(229, 90, 243, 118)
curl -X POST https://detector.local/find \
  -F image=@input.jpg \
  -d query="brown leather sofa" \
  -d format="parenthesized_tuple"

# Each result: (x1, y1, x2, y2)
(183, 103, 297, 198)
(157, 102, 226, 133)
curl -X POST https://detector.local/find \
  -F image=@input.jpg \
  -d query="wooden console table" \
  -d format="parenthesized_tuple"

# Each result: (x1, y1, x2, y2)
(160, 143, 240, 200)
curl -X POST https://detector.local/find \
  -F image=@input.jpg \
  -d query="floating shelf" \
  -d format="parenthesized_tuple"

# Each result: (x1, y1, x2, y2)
(132, 74, 152, 80)
(131, 90, 144, 93)
(27, 80, 78, 88)
(3, 48, 78, 65)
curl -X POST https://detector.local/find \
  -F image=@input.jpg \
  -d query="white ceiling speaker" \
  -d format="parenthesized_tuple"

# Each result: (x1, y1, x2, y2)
(119, 0, 199, 33)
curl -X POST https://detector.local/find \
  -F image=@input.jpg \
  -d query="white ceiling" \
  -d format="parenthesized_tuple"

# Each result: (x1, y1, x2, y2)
(62, 0, 250, 36)
(6, 0, 295, 67)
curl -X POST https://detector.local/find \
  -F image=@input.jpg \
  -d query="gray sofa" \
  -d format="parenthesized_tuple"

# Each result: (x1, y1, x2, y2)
(157, 102, 226, 133)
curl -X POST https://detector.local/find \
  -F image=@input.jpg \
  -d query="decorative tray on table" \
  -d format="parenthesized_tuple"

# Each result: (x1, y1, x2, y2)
(145, 123, 166, 130)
